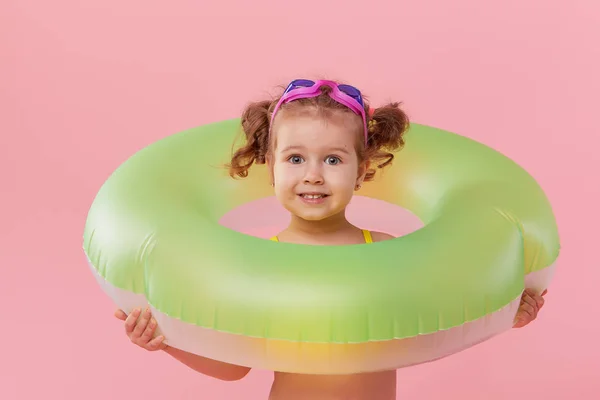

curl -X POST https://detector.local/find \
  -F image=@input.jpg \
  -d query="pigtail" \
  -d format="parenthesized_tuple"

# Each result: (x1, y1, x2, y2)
(364, 102, 410, 181)
(228, 100, 273, 178)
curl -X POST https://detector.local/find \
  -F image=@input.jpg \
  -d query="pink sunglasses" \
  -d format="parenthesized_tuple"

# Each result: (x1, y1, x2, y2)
(269, 79, 368, 145)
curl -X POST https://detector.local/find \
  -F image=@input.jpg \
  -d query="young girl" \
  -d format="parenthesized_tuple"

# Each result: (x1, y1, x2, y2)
(114, 79, 547, 399)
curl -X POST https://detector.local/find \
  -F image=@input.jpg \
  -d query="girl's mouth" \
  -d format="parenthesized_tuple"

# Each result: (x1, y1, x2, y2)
(298, 193, 329, 204)
(299, 194, 328, 199)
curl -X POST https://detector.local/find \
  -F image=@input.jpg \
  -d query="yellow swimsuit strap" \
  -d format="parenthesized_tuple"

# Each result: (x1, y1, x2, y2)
(362, 229, 373, 243)
(270, 230, 373, 243)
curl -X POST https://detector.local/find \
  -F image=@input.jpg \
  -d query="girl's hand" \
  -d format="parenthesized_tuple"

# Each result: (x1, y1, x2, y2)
(114, 308, 167, 351)
(513, 289, 547, 328)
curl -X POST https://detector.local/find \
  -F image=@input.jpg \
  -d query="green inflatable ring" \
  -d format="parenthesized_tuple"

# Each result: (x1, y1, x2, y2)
(83, 119, 560, 374)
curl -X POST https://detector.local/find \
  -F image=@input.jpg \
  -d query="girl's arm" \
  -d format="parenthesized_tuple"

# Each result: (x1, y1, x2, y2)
(162, 346, 251, 381)
(115, 308, 251, 381)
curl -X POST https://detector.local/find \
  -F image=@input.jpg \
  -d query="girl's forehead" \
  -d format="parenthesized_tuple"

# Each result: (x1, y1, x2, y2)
(274, 115, 360, 148)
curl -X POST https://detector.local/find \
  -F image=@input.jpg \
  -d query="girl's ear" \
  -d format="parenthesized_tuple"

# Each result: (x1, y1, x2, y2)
(356, 160, 370, 188)
(266, 153, 275, 186)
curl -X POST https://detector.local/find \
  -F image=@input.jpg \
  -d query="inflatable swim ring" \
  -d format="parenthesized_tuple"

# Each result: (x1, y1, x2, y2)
(83, 119, 560, 374)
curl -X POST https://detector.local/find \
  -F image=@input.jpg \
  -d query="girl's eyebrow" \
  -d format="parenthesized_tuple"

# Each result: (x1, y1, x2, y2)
(279, 145, 350, 155)
(279, 145, 304, 153)
(328, 147, 350, 155)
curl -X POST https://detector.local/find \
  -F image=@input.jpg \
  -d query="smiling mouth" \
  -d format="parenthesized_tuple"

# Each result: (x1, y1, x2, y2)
(298, 193, 329, 199)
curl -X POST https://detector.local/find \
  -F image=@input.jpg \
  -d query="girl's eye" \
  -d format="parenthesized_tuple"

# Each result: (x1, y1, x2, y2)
(288, 155, 304, 164)
(325, 156, 341, 165)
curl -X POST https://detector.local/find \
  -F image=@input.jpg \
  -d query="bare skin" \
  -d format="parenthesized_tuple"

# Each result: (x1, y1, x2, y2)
(114, 308, 251, 382)
(269, 369, 397, 400)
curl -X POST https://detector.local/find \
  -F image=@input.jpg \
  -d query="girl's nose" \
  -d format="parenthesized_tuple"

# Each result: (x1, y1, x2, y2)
(303, 163, 324, 185)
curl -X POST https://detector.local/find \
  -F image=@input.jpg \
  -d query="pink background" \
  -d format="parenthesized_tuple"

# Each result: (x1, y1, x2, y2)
(2, 0, 598, 399)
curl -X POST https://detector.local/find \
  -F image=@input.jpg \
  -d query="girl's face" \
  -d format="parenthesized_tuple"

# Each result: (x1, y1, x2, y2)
(269, 111, 368, 222)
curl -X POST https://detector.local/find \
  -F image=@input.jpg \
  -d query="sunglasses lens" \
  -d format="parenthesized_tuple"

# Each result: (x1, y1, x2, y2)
(338, 84, 364, 107)
(291, 79, 315, 88)
(338, 84, 360, 97)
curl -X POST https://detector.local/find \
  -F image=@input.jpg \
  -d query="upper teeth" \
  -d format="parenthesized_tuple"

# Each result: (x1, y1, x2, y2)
(303, 194, 323, 199)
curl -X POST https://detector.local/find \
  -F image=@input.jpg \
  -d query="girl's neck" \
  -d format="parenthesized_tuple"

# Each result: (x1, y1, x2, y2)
(287, 210, 354, 236)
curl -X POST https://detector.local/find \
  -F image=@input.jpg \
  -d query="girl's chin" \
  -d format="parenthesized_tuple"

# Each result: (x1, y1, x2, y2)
(288, 206, 347, 223)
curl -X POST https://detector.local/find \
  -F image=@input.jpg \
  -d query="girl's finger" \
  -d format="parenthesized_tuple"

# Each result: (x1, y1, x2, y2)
(514, 309, 530, 327)
(534, 294, 545, 309)
(147, 335, 166, 350)
(140, 318, 158, 343)
(523, 292, 543, 310)
(519, 302, 535, 318)
(515, 305, 537, 326)
(521, 293, 538, 310)
(124, 308, 141, 335)
(513, 317, 526, 328)
(114, 309, 127, 321)
(132, 308, 151, 339)
(541, 289, 548, 296)
(538, 298, 546, 310)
